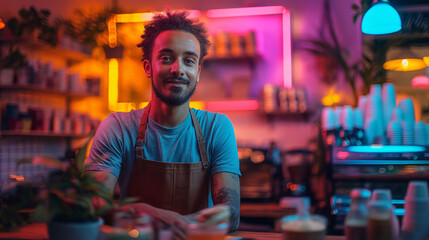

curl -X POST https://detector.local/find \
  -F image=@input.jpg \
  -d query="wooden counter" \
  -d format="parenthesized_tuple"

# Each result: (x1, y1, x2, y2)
(229, 231, 345, 240)
(240, 203, 296, 232)
(0, 224, 345, 240)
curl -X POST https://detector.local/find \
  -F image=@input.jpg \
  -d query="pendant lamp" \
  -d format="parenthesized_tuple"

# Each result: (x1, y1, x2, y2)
(384, 47, 426, 71)
(411, 62, 429, 88)
(361, 0, 402, 35)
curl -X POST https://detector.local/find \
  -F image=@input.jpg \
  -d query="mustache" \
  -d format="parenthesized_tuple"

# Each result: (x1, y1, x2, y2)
(165, 76, 190, 84)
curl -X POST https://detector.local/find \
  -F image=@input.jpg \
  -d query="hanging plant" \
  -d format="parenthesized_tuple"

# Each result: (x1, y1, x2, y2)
(60, 7, 119, 48)
(299, 0, 360, 106)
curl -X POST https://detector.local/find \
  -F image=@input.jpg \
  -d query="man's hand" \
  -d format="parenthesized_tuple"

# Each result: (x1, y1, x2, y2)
(211, 172, 241, 232)
(120, 203, 189, 240)
(196, 204, 230, 226)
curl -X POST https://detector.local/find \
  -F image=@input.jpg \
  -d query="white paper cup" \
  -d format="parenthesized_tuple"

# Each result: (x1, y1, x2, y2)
(341, 105, 354, 131)
(391, 107, 403, 122)
(370, 84, 382, 96)
(322, 107, 336, 131)
(354, 108, 364, 129)
(405, 181, 429, 202)
(402, 181, 429, 240)
(415, 121, 427, 146)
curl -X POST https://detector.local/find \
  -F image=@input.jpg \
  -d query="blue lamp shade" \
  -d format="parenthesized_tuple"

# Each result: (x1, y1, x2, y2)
(361, 2, 402, 35)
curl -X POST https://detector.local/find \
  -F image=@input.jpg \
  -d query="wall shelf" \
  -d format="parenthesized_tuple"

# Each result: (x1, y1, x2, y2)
(0, 130, 90, 138)
(0, 35, 91, 62)
(263, 110, 314, 121)
(0, 84, 98, 98)
(204, 54, 262, 62)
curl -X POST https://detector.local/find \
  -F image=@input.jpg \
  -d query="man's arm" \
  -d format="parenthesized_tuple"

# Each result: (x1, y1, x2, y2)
(87, 171, 118, 192)
(211, 172, 240, 232)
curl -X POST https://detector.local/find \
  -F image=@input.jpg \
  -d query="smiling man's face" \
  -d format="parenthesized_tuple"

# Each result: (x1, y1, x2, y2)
(144, 30, 201, 106)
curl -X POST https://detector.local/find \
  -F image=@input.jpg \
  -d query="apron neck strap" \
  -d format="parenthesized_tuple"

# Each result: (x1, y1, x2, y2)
(135, 102, 151, 159)
(190, 109, 209, 169)
(135, 102, 209, 169)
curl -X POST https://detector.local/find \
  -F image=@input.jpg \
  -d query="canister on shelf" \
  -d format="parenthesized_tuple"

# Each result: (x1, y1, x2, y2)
(262, 84, 278, 113)
(215, 31, 230, 57)
(244, 31, 256, 56)
(230, 33, 244, 57)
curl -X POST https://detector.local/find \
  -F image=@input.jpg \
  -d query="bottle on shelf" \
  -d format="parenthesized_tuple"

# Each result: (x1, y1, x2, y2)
(345, 188, 371, 240)
(367, 189, 400, 240)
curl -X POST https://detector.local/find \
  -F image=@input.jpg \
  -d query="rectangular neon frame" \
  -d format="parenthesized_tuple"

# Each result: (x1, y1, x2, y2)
(206, 6, 292, 89)
(137, 100, 259, 112)
(207, 100, 259, 112)
(108, 6, 291, 112)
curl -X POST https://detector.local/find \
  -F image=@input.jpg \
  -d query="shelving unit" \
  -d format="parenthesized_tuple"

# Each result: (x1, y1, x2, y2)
(0, 34, 99, 188)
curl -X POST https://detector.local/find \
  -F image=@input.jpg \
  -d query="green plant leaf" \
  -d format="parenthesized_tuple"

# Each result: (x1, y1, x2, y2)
(351, 4, 360, 10)
(75, 132, 94, 173)
(31, 204, 50, 222)
(25, 156, 66, 170)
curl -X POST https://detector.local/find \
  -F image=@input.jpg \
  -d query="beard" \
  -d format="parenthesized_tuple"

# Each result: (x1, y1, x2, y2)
(152, 76, 197, 106)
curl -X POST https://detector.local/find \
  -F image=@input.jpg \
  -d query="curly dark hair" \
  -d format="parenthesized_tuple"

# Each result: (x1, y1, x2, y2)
(137, 11, 210, 65)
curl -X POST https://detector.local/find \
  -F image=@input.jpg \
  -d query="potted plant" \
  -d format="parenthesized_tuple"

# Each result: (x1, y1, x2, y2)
(0, 183, 37, 232)
(0, 45, 27, 85)
(18, 136, 134, 240)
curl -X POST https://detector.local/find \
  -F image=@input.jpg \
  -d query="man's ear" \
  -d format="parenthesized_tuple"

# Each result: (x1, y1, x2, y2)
(143, 59, 151, 78)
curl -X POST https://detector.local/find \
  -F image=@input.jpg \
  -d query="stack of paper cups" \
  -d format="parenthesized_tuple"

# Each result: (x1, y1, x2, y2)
(402, 181, 429, 240)
(341, 106, 354, 131)
(322, 107, 336, 131)
(426, 123, 429, 146)
(399, 98, 415, 124)
(334, 107, 343, 130)
(365, 118, 380, 144)
(415, 121, 427, 146)
(370, 84, 382, 96)
(391, 107, 403, 122)
(353, 108, 364, 129)
(387, 121, 402, 145)
(358, 95, 367, 123)
(365, 94, 384, 144)
(402, 121, 415, 145)
(382, 83, 396, 131)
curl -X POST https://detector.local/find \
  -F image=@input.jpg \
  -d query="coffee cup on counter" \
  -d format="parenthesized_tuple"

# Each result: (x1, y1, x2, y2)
(187, 222, 229, 240)
(280, 197, 327, 240)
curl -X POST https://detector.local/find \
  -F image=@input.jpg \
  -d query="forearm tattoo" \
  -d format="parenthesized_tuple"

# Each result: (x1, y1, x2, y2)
(214, 187, 240, 232)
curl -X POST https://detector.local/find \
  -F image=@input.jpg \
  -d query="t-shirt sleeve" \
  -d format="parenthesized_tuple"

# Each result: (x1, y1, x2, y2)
(210, 114, 241, 177)
(85, 114, 123, 177)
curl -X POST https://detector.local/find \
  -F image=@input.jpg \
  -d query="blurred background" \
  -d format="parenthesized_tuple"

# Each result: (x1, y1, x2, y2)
(0, 0, 428, 235)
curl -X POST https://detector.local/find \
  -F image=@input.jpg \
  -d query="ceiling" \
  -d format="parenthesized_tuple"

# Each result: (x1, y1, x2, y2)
(391, 0, 429, 7)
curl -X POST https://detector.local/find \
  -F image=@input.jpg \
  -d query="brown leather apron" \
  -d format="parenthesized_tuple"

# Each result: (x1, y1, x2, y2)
(127, 102, 210, 215)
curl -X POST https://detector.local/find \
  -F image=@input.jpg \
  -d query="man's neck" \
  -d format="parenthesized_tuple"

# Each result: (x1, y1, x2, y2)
(149, 98, 190, 128)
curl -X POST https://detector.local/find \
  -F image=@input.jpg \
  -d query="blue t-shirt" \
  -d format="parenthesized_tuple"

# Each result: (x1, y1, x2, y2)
(85, 107, 241, 206)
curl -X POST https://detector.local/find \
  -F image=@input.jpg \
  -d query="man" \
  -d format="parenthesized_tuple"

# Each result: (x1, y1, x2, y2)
(85, 11, 241, 238)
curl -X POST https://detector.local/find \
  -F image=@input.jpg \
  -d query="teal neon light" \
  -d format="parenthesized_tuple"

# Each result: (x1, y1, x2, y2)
(347, 146, 425, 153)
(361, 2, 401, 35)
